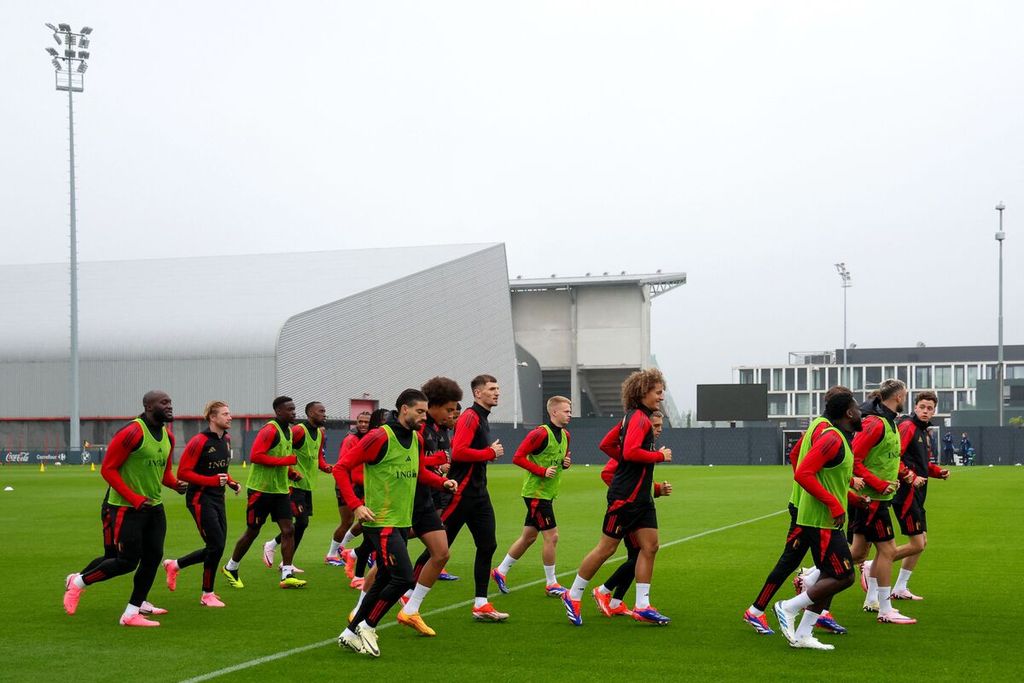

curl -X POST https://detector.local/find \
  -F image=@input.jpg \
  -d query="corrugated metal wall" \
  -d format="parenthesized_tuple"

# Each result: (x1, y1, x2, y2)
(0, 355, 274, 418)
(277, 244, 520, 423)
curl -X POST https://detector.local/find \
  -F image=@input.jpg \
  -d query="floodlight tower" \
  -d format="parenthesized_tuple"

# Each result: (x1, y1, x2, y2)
(995, 202, 1006, 427)
(44, 23, 93, 460)
(834, 263, 852, 381)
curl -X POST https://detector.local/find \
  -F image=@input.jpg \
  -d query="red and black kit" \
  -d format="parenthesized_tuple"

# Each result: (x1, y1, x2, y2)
(176, 429, 238, 593)
(411, 416, 451, 537)
(599, 406, 665, 540)
(513, 422, 570, 531)
(848, 400, 897, 544)
(894, 415, 945, 536)
(245, 419, 296, 529)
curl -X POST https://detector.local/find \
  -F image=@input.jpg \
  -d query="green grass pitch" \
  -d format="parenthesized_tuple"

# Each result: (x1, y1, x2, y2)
(0, 463, 1020, 681)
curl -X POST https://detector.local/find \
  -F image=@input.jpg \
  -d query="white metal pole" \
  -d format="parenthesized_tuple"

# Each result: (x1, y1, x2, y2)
(68, 63, 81, 460)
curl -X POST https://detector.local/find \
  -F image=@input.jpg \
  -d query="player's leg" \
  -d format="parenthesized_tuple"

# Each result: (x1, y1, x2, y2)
(199, 501, 228, 605)
(465, 496, 506, 621)
(631, 525, 669, 624)
(596, 531, 638, 616)
(743, 525, 809, 634)
(777, 528, 854, 649)
(493, 524, 538, 593)
(122, 507, 166, 626)
(868, 506, 912, 623)
(223, 491, 269, 587)
(562, 520, 622, 626)
(65, 506, 143, 615)
(891, 502, 927, 599)
(80, 503, 117, 576)
(398, 527, 449, 634)
(327, 492, 355, 563)
(166, 496, 208, 591)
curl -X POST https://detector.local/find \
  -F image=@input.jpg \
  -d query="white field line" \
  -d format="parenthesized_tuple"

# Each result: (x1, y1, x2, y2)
(180, 508, 786, 683)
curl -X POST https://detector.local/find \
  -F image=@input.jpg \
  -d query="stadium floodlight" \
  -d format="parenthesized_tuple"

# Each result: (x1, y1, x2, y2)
(44, 22, 94, 465)
(80, 26, 93, 35)
(834, 263, 852, 372)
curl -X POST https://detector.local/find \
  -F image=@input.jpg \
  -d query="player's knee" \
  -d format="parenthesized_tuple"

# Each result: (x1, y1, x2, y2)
(546, 530, 559, 546)
(434, 547, 450, 566)
(838, 572, 856, 590)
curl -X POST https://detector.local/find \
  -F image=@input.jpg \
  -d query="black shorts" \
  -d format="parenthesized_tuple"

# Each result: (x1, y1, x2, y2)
(895, 493, 927, 536)
(523, 497, 557, 531)
(290, 488, 313, 517)
(245, 489, 292, 529)
(336, 484, 364, 508)
(802, 526, 854, 580)
(601, 500, 657, 539)
(847, 500, 895, 543)
(411, 502, 446, 537)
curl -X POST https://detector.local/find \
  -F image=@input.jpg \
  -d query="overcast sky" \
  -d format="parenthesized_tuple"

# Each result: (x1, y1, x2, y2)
(2, 1, 1022, 414)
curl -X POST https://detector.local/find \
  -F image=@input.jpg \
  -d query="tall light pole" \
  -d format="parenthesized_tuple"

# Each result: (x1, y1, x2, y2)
(995, 202, 1006, 427)
(45, 23, 93, 459)
(835, 263, 852, 382)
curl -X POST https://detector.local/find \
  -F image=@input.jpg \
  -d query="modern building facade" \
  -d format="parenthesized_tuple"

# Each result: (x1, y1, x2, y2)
(734, 345, 1024, 428)
(510, 271, 686, 423)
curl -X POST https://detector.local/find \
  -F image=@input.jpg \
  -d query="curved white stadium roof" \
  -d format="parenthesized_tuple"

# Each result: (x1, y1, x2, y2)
(0, 243, 497, 360)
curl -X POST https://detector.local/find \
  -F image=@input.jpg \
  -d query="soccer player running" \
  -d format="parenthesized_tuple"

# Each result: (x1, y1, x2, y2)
(394, 376, 462, 636)
(848, 380, 915, 624)
(561, 368, 672, 627)
(772, 389, 862, 650)
(326, 410, 371, 567)
(221, 396, 306, 589)
(744, 386, 856, 636)
(263, 401, 332, 571)
(163, 400, 241, 607)
(63, 390, 184, 626)
(335, 389, 457, 657)
(890, 390, 950, 600)
(592, 410, 671, 618)
(425, 374, 508, 621)
(492, 396, 573, 598)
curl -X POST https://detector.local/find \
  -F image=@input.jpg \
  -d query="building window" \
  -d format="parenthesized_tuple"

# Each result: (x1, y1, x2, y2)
(937, 391, 954, 414)
(768, 394, 788, 416)
(739, 369, 754, 384)
(812, 368, 825, 390)
(935, 366, 952, 389)
(795, 394, 811, 416)
(956, 390, 971, 408)
(967, 365, 979, 388)
(797, 368, 807, 391)
(955, 365, 965, 388)
(897, 366, 908, 384)
(852, 367, 863, 390)
(772, 368, 783, 391)
(1008, 365, 1024, 380)
(785, 368, 795, 391)
(915, 366, 932, 388)
(883, 366, 895, 379)
(865, 365, 881, 386)
(827, 367, 838, 387)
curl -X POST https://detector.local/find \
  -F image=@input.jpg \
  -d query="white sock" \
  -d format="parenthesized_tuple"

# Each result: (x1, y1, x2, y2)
(866, 576, 878, 602)
(202, 591, 215, 597)
(497, 553, 517, 575)
(342, 530, 357, 546)
(544, 564, 557, 584)
(328, 540, 341, 557)
(403, 583, 431, 614)
(280, 565, 294, 580)
(878, 586, 893, 613)
(796, 610, 819, 639)
(474, 597, 489, 608)
(803, 567, 821, 589)
(73, 575, 87, 589)
(354, 590, 366, 611)
(568, 575, 589, 602)
(597, 585, 612, 596)
(342, 628, 357, 638)
(358, 621, 374, 633)
(225, 559, 240, 571)
(747, 606, 764, 617)
(635, 582, 651, 610)
(894, 569, 912, 592)
(781, 592, 814, 613)
(123, 603, 140, 617)
(267, 539, 280, 549)
(610, 598, 623, 608)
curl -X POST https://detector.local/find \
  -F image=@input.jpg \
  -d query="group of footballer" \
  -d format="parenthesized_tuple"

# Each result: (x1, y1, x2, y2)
(60, 369, 941, 656)
(61, 368, 676, 658)
(742, 379, 950, 650)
